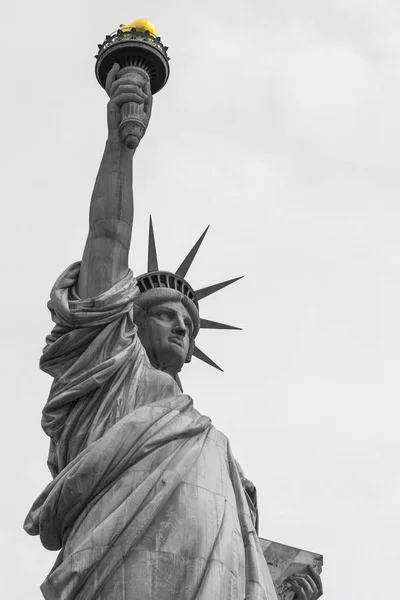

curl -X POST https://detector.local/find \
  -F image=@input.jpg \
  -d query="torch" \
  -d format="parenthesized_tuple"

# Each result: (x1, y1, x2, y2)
(95, 19, 170, 149)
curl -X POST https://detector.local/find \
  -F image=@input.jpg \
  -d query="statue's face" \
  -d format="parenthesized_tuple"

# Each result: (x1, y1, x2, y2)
(137, 301, 194, 376)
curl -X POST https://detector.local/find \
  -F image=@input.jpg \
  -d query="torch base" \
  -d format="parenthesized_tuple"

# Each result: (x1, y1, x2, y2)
(96, 38, 169, 95)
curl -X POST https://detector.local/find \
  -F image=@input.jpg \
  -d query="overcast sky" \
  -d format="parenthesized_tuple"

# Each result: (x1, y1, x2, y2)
(1, 1, 400, 599)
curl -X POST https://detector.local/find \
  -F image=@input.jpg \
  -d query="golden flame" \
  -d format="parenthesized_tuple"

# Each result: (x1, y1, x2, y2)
(120, 19, 158, 37)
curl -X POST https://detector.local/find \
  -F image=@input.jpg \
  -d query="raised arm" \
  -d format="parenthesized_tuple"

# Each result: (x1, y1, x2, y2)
(77, 63, 153, 299)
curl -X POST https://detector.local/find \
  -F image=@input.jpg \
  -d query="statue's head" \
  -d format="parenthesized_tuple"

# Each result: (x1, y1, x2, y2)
(134, 218, 243, 377)
(134, 287, 200, 378)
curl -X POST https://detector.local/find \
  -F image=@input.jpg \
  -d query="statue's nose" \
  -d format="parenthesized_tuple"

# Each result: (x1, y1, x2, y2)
(173, 325, 186, 336)
(172, 316, 187, 336)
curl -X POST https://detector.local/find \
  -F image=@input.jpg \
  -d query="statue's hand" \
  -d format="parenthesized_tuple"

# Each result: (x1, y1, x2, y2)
(289, 565, 323, 600)
(105, 62, 153, 143)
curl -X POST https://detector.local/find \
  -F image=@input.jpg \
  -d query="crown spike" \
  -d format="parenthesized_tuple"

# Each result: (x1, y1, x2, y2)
(175, 225, 210, 278)
(195, 276, 244, 301)
(200, 318, 242, 330)
(148, 216, 159, 272)
(193, 346, 223, 372)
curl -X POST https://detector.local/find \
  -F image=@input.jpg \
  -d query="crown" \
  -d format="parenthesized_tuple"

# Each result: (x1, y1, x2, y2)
(95, 19, 170, 95)
(137, 217, 243, 371)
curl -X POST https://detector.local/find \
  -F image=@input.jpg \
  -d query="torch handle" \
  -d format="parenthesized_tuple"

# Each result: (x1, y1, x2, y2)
(116, 66, 150, 150)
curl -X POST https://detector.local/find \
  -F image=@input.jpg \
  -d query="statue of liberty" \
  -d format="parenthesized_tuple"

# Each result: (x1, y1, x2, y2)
(24, 20, 323, 600)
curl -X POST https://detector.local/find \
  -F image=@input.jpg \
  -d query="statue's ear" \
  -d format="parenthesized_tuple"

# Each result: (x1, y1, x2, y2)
(185, 338, 195, 364)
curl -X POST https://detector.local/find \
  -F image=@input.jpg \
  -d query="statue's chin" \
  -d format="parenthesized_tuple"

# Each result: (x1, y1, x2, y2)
(137, 331, 187, 377)
(146, 350, 185, 378)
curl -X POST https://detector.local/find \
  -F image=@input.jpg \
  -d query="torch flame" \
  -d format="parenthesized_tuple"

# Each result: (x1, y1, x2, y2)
(120, 19, 158, 37)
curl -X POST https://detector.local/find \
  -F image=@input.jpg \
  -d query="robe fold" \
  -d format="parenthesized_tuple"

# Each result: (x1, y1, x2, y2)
(24, 263, 278, 600)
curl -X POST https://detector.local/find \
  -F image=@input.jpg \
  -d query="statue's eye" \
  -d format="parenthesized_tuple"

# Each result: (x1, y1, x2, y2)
(156, 310, 171, 320)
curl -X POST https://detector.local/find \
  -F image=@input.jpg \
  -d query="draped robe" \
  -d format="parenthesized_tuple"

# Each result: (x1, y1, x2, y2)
(24, 263, 278, 600)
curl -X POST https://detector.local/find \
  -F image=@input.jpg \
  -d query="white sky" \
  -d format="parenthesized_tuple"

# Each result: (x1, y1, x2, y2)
(1, 1, 399, 598)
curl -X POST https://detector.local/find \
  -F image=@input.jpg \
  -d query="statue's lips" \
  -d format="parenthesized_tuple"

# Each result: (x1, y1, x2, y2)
(169, 336, 184, 348)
